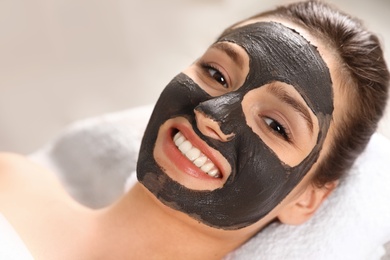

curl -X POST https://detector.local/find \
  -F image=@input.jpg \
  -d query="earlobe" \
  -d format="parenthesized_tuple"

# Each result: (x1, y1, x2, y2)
(278, 181, 338, 225)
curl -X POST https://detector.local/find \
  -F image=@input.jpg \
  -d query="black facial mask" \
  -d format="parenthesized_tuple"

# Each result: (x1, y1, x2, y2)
(137, 22, 333, 229)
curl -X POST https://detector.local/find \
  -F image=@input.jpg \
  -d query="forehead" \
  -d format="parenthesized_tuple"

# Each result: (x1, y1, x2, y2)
(217, 22, 333, 116)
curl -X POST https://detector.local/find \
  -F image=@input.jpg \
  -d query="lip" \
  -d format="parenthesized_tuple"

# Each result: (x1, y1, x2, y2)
(153, 117, 231, 190)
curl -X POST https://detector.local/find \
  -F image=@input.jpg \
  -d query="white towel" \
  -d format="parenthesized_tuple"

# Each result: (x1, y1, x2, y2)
(30, 105, 390, 259)
(225, 133, 390, 260)
(0, 213, 34, 260)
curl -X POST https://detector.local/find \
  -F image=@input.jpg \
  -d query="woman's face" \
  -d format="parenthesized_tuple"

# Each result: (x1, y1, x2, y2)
(137, 20, 334, 230)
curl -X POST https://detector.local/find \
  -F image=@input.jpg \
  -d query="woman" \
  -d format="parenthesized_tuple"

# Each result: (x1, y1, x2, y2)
(0, 0, 389, 259)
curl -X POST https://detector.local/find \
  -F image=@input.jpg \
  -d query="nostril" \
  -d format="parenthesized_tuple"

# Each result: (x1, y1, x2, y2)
(195, 109, 235, 142)
(205, 126, 221, 140)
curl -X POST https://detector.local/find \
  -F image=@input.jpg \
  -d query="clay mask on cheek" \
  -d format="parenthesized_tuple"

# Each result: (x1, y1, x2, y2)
(137, 22, 333, 230)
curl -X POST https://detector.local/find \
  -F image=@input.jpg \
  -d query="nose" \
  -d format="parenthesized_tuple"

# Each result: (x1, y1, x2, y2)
(194, 109, 235, 142)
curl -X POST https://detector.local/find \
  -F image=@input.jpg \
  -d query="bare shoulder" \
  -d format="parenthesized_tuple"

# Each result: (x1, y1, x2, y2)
(0, 152, 65, 204)
(0, 152, 34, 185)
(0, 152, 29, 167)
(0, 152, 48, 185)
(0, 153, 93, 259)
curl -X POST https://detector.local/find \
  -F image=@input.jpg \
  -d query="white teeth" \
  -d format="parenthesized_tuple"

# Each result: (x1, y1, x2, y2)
(174, 132, 185, 146)
(207, 168, 220, 178)
(200, 162, 214, 173)
(185, 148, 201, 161)
(173, 131, 221, 178)
(193, 155, 207, 167)
(178, 140, 192, 154)
(173, 132, 182, 142)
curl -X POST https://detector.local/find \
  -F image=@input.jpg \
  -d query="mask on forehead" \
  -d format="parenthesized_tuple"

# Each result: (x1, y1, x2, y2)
(137, 22, 333, 230)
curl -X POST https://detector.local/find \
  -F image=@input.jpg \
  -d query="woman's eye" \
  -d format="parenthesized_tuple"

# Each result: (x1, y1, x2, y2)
(201, 63, 228, 88)
(263, 117, 290, 141)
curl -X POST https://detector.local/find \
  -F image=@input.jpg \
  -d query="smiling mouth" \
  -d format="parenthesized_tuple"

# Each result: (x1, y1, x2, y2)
(173, 131, 222, 178)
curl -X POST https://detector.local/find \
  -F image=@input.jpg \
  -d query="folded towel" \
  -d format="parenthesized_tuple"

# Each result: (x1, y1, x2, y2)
(30, 105, 390, 259)
(30, 105, 151, 208)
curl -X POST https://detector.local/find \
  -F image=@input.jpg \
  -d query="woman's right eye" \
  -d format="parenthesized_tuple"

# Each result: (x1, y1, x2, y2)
(200, 62, 229, 89)
(263, 116, 291, 142)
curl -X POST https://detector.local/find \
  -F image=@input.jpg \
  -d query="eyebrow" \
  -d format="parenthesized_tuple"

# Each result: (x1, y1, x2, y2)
(266, 84, 314, 133)
(211, 42, 245, 70)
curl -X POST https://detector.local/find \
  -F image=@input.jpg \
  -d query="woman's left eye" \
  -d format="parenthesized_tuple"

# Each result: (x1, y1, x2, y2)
(201, 63, 228, 88)
(263, 117, 291, 142)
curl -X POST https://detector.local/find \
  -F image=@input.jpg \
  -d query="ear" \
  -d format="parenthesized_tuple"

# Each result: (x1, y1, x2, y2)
(277, 181, 338, 225)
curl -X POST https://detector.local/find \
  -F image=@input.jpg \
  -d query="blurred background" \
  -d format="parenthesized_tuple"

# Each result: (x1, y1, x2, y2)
(1, 0, 389, 154)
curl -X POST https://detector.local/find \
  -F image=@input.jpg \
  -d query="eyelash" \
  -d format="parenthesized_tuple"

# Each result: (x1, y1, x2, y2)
(200, 62, 229, 89)
(262, 116, 292, 142)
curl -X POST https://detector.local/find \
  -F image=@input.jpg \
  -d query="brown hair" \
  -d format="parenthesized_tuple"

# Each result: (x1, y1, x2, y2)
(225, 0, 390, 186)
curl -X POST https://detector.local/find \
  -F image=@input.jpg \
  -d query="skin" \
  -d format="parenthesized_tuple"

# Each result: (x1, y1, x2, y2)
(137, 21, 333, 229)
(0, 17, 342, 259)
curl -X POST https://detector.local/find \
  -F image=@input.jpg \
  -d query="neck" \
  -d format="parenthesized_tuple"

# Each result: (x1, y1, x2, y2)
(95, 182, 250, 259)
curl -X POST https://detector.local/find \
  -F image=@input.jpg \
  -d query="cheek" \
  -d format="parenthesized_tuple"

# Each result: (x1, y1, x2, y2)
(242, 94, 319, 167)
